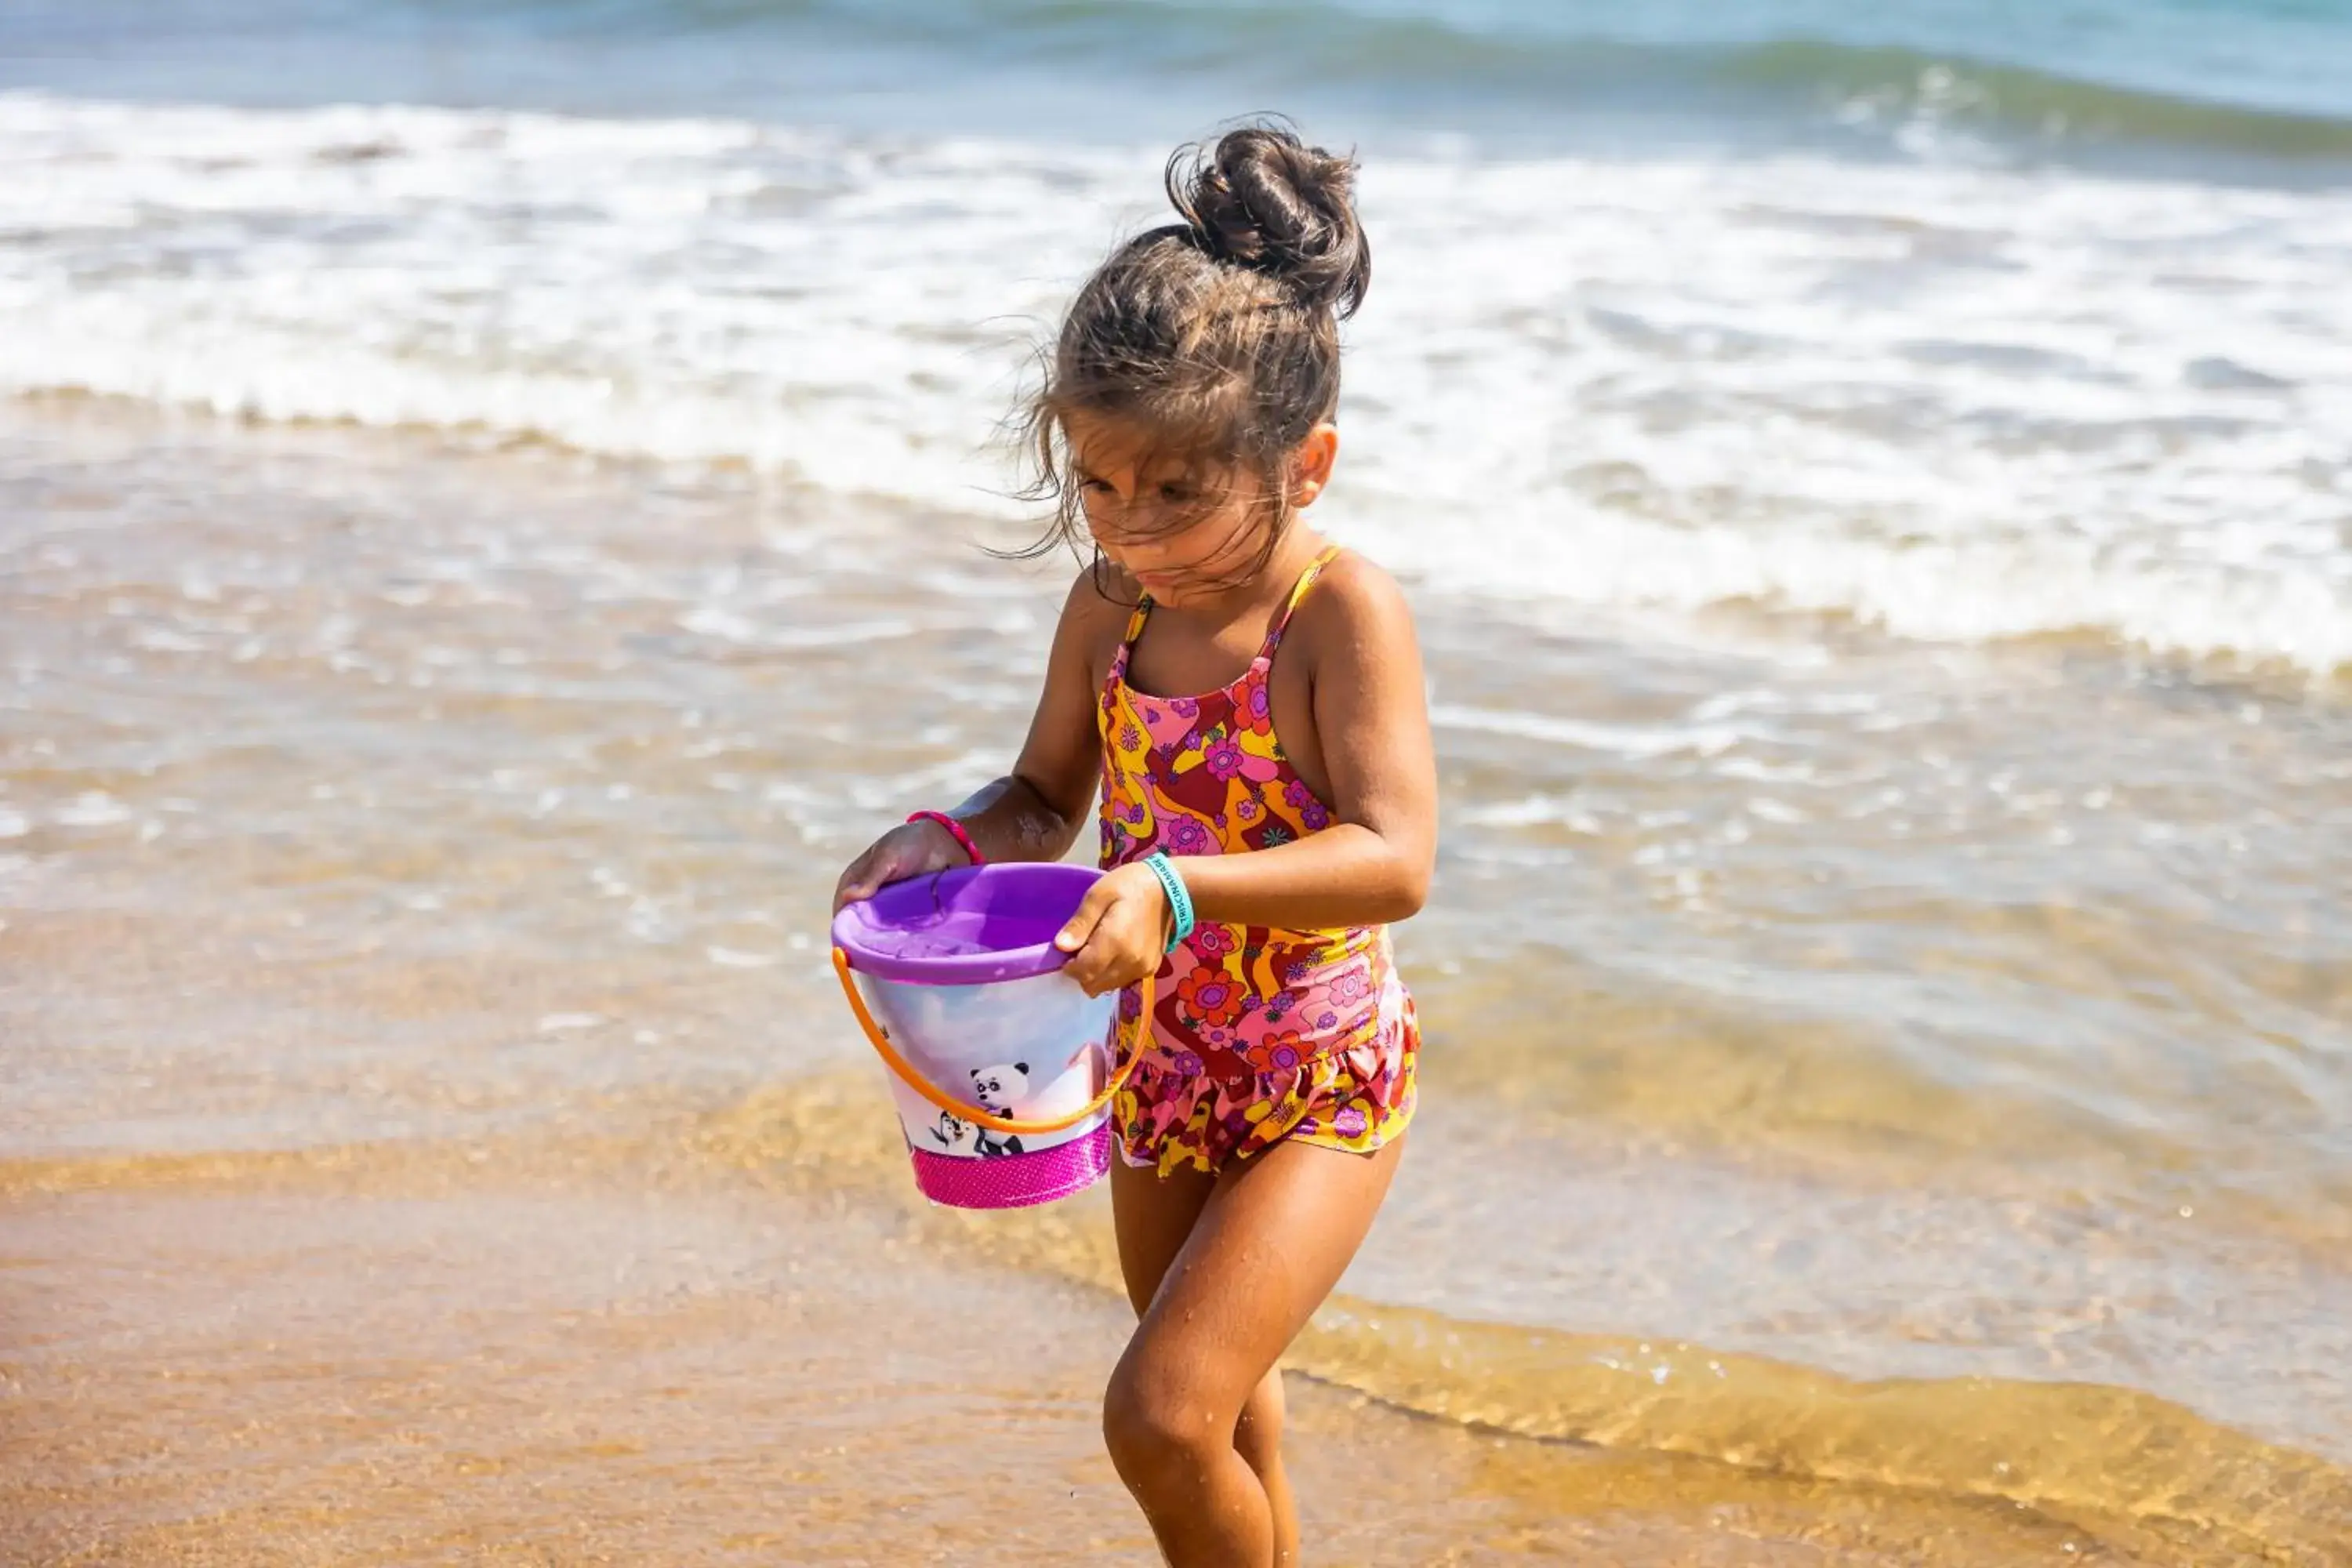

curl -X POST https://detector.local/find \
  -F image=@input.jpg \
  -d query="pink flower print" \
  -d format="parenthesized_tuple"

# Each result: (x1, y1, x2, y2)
(1163, 816, 1210, 856)
(1283, 779, 1316, 810)
(1236, 797, 1259, 822)
(1171, 696, 1200, 718)
(1120, 722, 1142, 751)
(1334, 1105, 1368, 1138)
(1188, 924, 1234, 959)
(1204, 733, 1281, 785)
(1330, 967, 1370, 1007)
(1241, 681, 1273, 735)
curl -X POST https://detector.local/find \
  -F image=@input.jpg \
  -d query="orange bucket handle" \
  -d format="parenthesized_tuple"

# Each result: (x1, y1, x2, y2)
(833, 946, 1150, 1138)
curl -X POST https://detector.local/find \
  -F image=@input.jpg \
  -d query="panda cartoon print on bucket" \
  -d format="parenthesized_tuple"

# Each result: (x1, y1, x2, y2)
(967, 1062, 1028, 1116)
(960, 1063, 1031, 1157)
(832, 865, 1142, 1209)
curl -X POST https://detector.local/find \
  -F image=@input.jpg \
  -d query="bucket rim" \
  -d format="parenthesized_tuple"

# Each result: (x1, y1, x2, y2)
(830, 862, 1101, 985)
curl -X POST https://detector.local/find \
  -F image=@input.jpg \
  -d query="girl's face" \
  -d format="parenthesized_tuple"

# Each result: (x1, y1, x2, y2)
(1064, 411, 1338, 607)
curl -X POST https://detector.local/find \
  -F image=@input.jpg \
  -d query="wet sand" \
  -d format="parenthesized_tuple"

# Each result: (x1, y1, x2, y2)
(4, 1124, 2220, 1567)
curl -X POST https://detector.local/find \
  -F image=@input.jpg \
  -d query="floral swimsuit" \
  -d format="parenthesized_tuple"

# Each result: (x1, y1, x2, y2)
(1098, 545, 1419, 1176)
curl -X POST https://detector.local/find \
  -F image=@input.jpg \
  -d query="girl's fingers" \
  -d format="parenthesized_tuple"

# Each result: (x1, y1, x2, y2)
(1055, 880, 1116, 953)
(834, 843, 909, 911)
(1070, 934, 1133, 996)
(834, 823, 956, 912)
(833, 855, 877, 912)
(1062, 898, 1162, 996)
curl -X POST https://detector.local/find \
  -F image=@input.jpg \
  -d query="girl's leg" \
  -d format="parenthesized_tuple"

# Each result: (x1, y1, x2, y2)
(1109, 1161, 1298, 1564)
(1103, 1137, 1404, 1567)
(1232, 1367, 1294, 1566)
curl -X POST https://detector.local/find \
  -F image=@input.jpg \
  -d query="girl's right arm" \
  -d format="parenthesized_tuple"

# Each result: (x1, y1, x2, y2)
(831, 570, 1116, 911)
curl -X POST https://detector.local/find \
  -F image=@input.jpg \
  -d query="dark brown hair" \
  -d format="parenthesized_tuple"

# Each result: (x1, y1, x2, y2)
(1014, 119, 1371, 575)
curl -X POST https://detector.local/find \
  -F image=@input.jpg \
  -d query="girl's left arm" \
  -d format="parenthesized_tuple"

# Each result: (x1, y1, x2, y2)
(1055, 559, 1436, 995)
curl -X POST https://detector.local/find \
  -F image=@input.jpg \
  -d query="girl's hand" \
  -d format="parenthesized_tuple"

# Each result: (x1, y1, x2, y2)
(1053, 862, 1171, 996)
(832, 818, 970, 913)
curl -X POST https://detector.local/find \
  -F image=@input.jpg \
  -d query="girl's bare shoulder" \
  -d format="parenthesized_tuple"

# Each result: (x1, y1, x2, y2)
(1286, 547, 1418, 666)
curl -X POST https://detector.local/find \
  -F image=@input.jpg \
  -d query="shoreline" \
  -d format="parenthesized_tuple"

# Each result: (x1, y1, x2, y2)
(3, 396, 2347, 1563)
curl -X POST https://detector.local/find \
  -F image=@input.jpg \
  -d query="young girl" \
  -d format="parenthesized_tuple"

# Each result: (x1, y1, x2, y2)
(833, 122, 1436, 1568)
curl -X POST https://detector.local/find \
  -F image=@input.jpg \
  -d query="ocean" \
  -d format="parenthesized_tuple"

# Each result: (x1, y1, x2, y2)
(3, 2, 2349, 1562)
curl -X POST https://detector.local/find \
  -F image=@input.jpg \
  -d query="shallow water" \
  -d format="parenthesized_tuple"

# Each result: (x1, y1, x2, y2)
(3, 403, 2347, 1560)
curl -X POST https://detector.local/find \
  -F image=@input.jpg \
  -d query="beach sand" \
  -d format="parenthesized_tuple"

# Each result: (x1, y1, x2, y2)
(5, 1111, 2209, 1567)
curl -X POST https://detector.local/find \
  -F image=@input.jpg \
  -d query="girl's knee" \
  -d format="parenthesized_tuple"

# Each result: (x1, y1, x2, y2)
(1102, 1361, 1227, 1489)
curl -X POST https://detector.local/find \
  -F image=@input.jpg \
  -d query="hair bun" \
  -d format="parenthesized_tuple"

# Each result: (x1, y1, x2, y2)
(1168, 122, 1371, 319)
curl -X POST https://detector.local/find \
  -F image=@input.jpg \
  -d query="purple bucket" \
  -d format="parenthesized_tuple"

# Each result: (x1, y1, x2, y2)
(832, 865, 1121, 1210)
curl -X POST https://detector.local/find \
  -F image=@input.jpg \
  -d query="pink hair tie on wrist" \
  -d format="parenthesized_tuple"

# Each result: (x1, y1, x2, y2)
(906, 810, 984, 866)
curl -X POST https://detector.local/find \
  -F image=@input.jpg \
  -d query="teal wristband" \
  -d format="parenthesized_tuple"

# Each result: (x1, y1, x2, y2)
(1142, 851, 1195, 954)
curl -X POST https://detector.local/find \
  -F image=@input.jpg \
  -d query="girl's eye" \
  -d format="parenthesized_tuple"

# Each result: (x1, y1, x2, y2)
(1159, 482, 1196, 503)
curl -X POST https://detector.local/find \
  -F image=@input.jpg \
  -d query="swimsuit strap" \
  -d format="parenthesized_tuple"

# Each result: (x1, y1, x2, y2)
(1258, 544, 1346, 661)
(1105, 593, 1153, 693)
